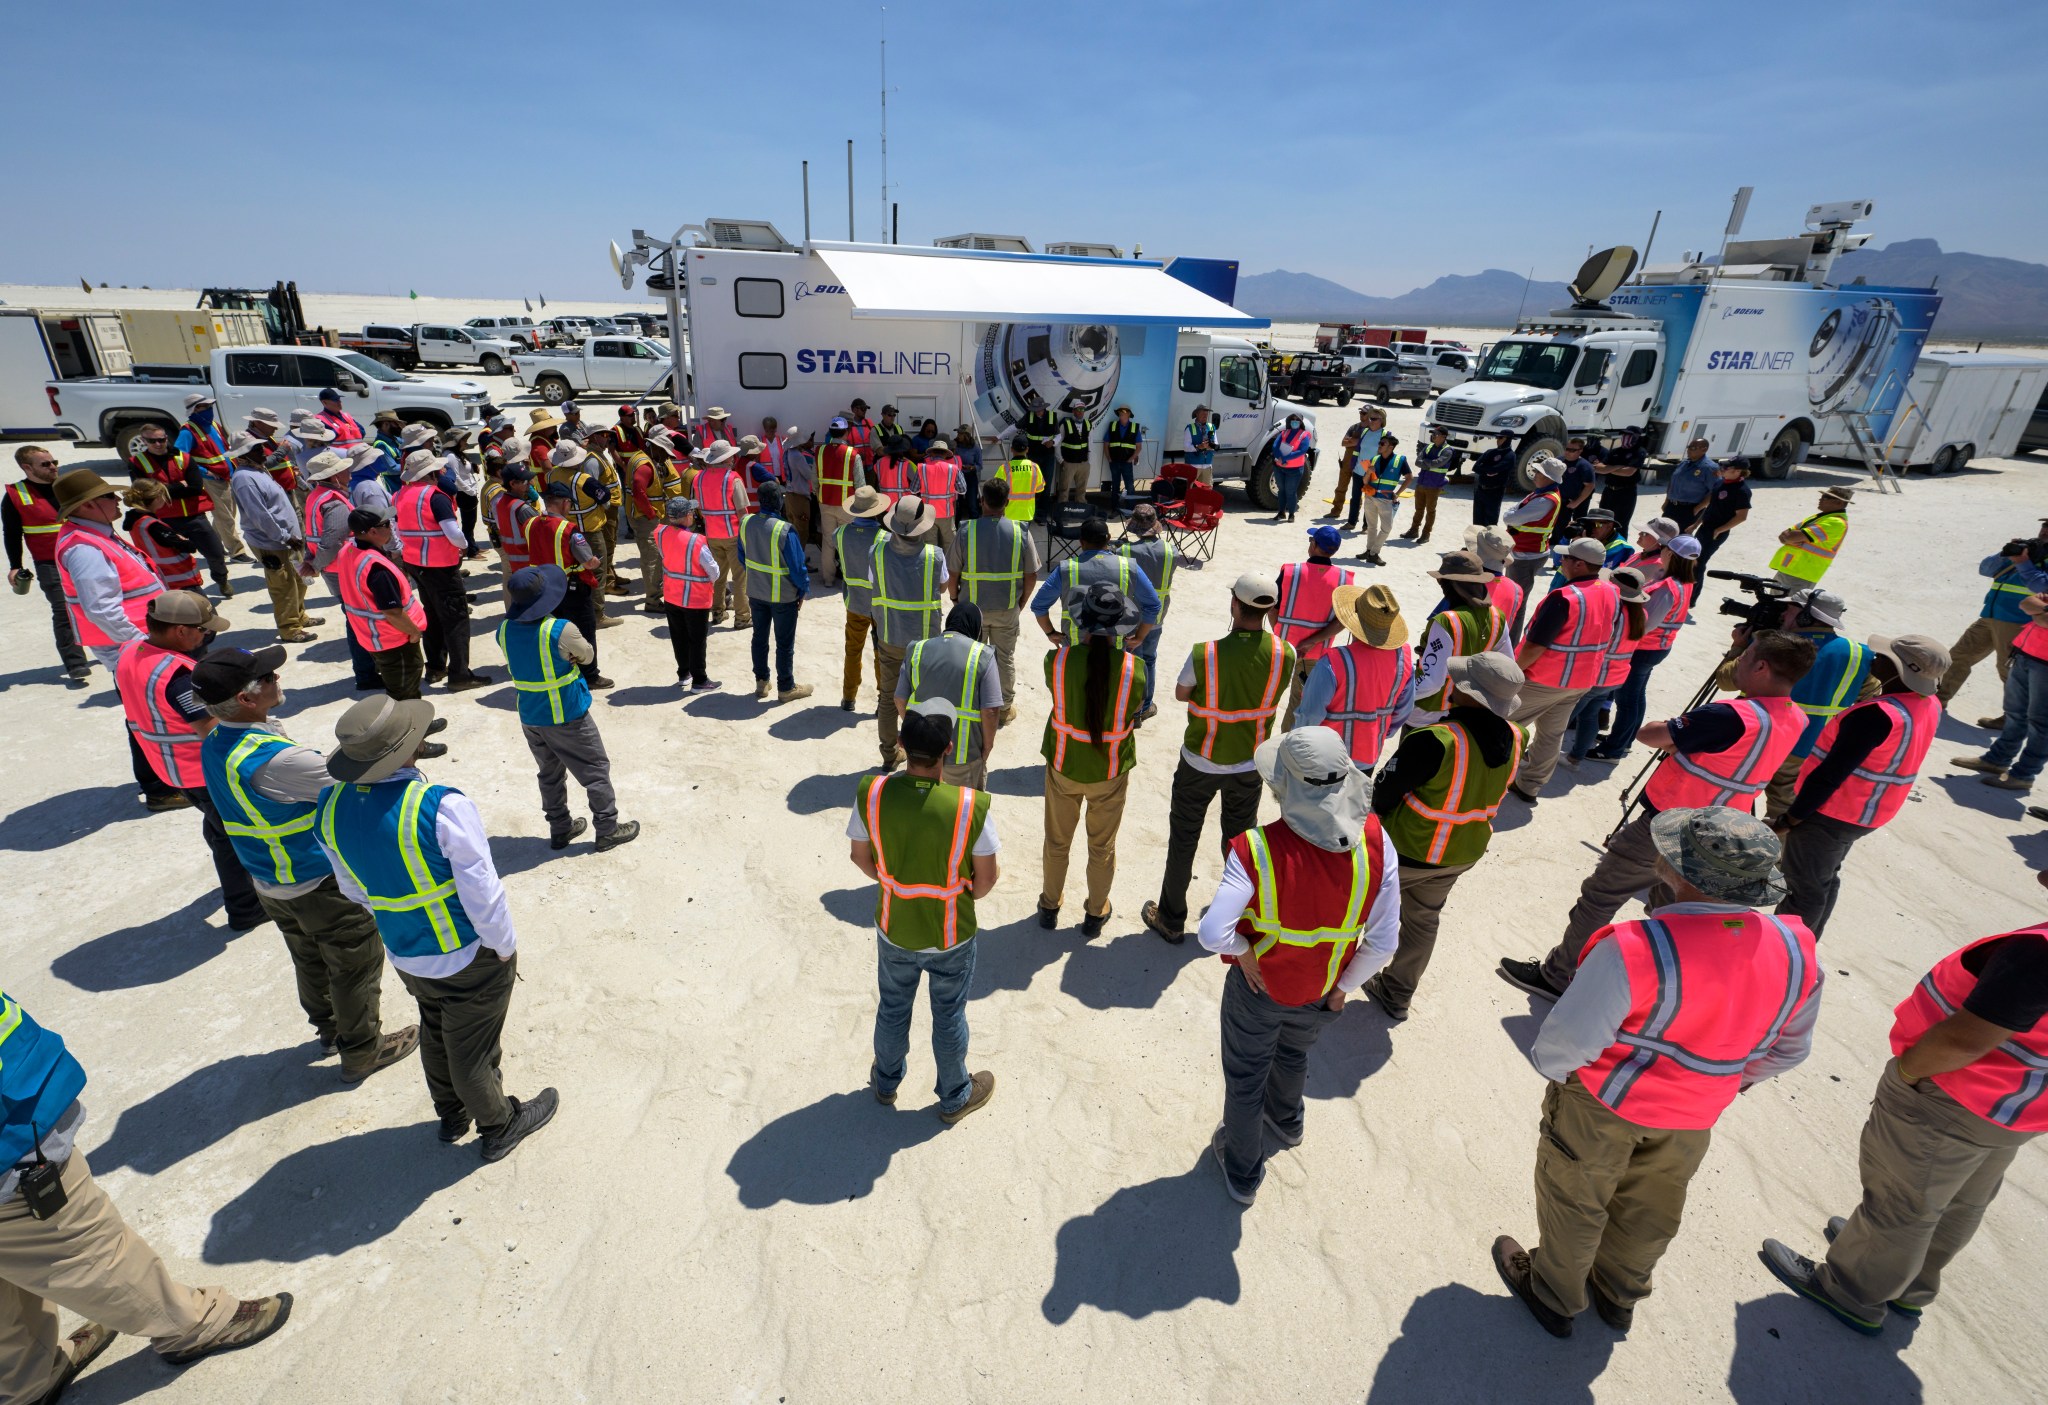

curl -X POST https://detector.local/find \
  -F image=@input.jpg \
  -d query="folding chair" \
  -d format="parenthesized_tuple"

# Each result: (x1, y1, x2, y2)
(1042, 500, 1093, 569)
(1159, 481, 1223, 562)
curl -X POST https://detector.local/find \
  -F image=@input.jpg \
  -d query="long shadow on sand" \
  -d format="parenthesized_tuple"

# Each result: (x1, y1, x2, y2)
(1728, 1293, 1922, 1403)
(788, 770, 871, 816)
(725, 1090, 946, 1207)
(969, 917, 1067, 998)
(769, 705, 865, 742)
(0, 784, 148, 852)
(1305, 1003, 1396, 1100)
(1041, 1157, 1246, 1322)
(203, 1124, 478, 1263)
(88, 1043, 338, 1177)
(50, 895, 239, 992)
(1366, 1282, 1615, 1402)
(1057, 931, 1203, 1011)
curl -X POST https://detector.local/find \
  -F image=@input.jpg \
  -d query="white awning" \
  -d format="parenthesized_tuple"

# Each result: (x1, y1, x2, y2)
(807, 242, 1266, 328)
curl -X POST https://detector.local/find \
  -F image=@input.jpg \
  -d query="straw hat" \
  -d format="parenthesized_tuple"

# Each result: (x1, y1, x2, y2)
(527, 408, 565, 434)
(884, 494, 936, 538)
(54, 468, 121, 518)
(328, 696, 439, 785)
(1332, 584, 1408, 649)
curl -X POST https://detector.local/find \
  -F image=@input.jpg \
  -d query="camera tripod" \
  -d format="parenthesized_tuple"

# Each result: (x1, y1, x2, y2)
(1603, 646, 1740, 845)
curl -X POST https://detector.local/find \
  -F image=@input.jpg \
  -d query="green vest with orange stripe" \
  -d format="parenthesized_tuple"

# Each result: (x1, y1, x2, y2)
(1385, 717, 1528, 867)
(1182, 629, 1296, 768)
(856, 772, 991, 951)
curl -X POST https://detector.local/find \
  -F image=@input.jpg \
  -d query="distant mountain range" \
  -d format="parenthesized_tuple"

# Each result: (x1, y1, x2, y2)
(1238, 240, 2047, 338)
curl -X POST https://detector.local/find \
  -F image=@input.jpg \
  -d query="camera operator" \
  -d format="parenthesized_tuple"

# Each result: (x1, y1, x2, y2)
(1719, 586, 1876, 823)
(1937, 529, 2048, 729)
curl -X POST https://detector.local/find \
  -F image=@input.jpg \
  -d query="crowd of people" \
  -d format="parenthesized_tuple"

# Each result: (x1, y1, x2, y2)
(0, 386, 2044, 1394)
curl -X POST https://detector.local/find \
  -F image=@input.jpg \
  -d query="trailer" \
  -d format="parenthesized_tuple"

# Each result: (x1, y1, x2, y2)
(1811, 351, 2048, 473)
(666, 222, 1298, 502)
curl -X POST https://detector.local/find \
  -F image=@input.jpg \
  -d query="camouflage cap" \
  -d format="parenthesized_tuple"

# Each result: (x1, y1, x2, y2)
(1649, 807, 1786, 905)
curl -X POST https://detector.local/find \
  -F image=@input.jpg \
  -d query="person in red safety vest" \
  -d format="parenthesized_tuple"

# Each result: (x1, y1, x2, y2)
(1761, 862, 2048, 1336)
(1198, 725, 1399, 1206)
(4, 443, 93, 680)
(1494, 806, 1818, 1338)
(1274, 525, 1356, 730)
(1508, 537, 1622, 798)
(1295, 582, 1416, 771)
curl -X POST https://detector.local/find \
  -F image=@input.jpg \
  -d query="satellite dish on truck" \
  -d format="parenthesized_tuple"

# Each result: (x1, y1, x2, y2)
(610, 240, 634, 291)
(1568, 246, 1639, 307)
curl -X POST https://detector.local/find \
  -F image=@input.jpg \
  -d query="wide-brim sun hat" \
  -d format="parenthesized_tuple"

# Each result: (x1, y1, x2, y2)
(1649, 807, 1786, 905)
(327, 696, 438, 784)
(885, 494, 936, 538)
(507, 564, 569, 624)
(1331, 583, 1409, 649)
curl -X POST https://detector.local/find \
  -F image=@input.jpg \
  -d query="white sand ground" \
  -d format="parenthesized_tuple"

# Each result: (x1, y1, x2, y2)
(2, 307, 2045, 1404)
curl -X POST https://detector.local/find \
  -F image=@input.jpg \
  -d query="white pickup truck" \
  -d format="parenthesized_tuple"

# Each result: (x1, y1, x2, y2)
(511, 337, 681, 404)
(48, 346, 493, 461)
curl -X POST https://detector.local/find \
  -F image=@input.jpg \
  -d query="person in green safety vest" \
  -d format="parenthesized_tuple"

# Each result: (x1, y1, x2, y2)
(847, 698, 1001, 1123)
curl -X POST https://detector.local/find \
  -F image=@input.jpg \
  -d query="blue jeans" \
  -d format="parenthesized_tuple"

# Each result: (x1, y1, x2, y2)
(1985, 649, 2048, 782)
(1595, 647, 1669, 757)
(750, 597, 801, 691)
(1135, 623, 1163, 709)
(1275, 468, 1303, 514)
(1106, 457, 1136, 501)
(345, 621, 381, 687)
(871, 932, 976, 1112)
(1565, 685, 1619, 761)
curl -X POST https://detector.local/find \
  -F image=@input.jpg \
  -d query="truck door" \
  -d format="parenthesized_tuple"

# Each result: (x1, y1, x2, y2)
(1616, 345, 1661, 425)
(417, 326, 461, 364)
(1565, 347, 1614, 430)
(1215, 352, 1263, 452)
(1173, 350, 1209, 454)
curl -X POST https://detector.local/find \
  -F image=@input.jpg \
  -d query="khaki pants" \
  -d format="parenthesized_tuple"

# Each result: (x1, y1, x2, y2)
(1938, 615, 2023, 706)
(1373, 860, 1475, 1015)
(1541, 809, 1674, 989)
(0, 1150, 239, 1401)
(1527, 1076, 1712, 1319)
(1761, 751, 1805, 824)
(1361, 497, 1397, 557)
(1815, 1059, 2036, 1325)
(707, 536, 749, 625)
(1404, 486, 1442, 540)
(1510, 680, 1590, 797)
(786, 493, 815, 556)
(597, 520, 620, 589)
(941, 756, 988, 790)
(260, 550, 308, 633)
(632, 513, 664, 608)
(1325, 459, 1356, 516)
(210, 485, 246, 557)
(1041, 769, 1130, 916)
(817, 502, 852, 586)
(875, 640, 907, 762)
(983, 607, 1021, 715)
(1282, 666, 1310, 733)
(843, 611, 874, 706)
(1055, 459, 1090, 503)
(932, 517, 958, 557)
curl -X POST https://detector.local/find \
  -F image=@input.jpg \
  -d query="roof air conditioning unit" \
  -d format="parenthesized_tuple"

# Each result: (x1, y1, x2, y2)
(703, 219, 795, 251)
(933, 233, 1034, 253)
(1045, 241, 1125, 259)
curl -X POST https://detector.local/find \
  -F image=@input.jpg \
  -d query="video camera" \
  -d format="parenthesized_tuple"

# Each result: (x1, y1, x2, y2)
(1708, 569, 1792, 631)
(2001, 539, 2048, 568)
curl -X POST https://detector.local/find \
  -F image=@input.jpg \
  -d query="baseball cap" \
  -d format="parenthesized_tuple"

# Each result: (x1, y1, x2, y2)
(901, 697, 956, 760)
(1561, 537, 1608, 565)
(1666, 534, 1702, 560)
(146, 591, 223, 628)
(1232, 572, 1279, 609)
(347, 506, 390, 533)
(189, 644, 287, 704)
(1868, 634, 1949, 696)
(1307, 525, 1343, 554)
(1790, 587, 1845, 628)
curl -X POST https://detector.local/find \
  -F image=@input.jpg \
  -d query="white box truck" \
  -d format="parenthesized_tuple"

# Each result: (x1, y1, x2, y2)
(1425, 201, 1941, 485)
(661, 223, 1301, 504)
(1810, 350, 2048, 473)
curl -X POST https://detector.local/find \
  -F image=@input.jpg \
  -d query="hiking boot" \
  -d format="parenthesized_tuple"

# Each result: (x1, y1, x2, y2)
(595, 612, 622, 629)
(437, 1111, 472, 1144)
(841, 697, 856, 711)
(1000, 705, 1018, 725)
(217, 579, 236, 599)
(443, 672, 494, 693)
(1082, 907, 1110, 938)
(1976, 714, 2007, 730)
(424, 667, 448, 685)
(754, 679, 770, 699)
(938, 1071, 995, 1125)
(41, 1320, 116, 1402)
(145, 792, 193, 813)
(1137, 703, 1159, 723)
(65, 665, 92, 685)
(778, 684, 814, 704)
(1758, 1239, 1883, 1335)
(1510, 785, 1541, 805)
(1142, 900, 1185, 944)
(596, 820, 641, 852)
(425, 717, 449, 736)
(1498, 957, 1565, 1002)
(299, 614, 327, 626)
(339, 1025, 420, 1084)
(1951, 755, 2003, 774)
(278, 629, 316, 644)
(1983, 774, 2033, 791)
(1363, 973, 1409, 1022)
(479, 1088, 559, 1163)
(1037, 903, 1059, 930)
(416, 740, 449, 760)
(869, 1068, 897, 1105)
(1492, 1236, 1572, 1338)
(1209, 1124, 1258, 1206)
(551, 817, 589, 850)
(318, 1033, 337, 1057)
(1588, 1278, 1634, 1332)
(585, 674, 615, 690)
(162, 1293, 294, 1366)
(691, 678, 721, 692)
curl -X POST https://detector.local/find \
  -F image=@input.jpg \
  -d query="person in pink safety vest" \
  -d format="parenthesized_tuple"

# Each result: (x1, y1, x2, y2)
(1274, 525, 1355, 730)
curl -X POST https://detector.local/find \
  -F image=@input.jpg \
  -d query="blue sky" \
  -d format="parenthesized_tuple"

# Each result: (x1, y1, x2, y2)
(4, 0, 2042, 299)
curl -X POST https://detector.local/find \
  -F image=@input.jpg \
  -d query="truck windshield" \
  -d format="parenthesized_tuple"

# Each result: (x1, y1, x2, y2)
(1474, 340, 1578, 390)
(338, 352, 405, 382)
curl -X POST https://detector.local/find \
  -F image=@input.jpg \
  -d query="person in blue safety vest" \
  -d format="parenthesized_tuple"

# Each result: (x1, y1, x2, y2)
(1723, 586, 1872, 823)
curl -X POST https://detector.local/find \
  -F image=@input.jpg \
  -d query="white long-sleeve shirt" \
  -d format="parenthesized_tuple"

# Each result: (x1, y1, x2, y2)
(1529, 901, 1821, 1087)
(57, 519, 144, 644)
(1196, 825, 1402, 994)
(1407, 609, 1518, 725)
(320, 770, 517, 979)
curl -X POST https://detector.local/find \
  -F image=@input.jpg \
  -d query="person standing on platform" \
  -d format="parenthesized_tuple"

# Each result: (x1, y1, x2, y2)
(1103, 406, 1142, 503)
(739, 481, 813, 704)
(1769, 484, 1854, 588)
(652, 498, 720, 692)
(1142, 573, 1297, 944)
(1493, 808, 1818, 1338)
(950, 480, 1039, 722)
(1055, 405, 1093, 505)
(847, 698, 1000, 1123)
(1296, 584, 1416, 772)
(1363, 652, 1527, 1022)
(1039, 584, 1145, 936)
(394, 451, 489, 693)
(1117, 504, 1176, 719)
(835, 486, 892, 713)
(870, 496, 949, 770)
(1200, 726, 1399, 1205)
(5, 444, 91, 682)
(1022, 404, 1060, 505)
(899, 601, 1002, 789)
(1184, 405, 1220, 485)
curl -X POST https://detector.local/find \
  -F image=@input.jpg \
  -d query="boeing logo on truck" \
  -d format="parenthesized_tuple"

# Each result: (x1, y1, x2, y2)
(793, 282, 843, 301)
(1720, 306, 1766, 320)
(1706, 349, 1796, 371)
(795, 348, 954, 376)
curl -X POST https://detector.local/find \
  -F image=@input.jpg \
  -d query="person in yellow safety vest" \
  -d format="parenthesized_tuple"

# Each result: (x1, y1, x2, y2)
(847, 697, 1000, 1124)
(1142, 571, 1298, 943)
(1362, 651, 1528, 1021)
(996, 436, 1046, 525)
(1770, 484, 1853, 587)
(949, 479, 1043, 724)
(1054, 406, 1093, 505)
(897, 601, 1002, 790)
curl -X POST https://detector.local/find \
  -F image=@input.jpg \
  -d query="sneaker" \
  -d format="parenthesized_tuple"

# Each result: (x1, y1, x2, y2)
(43, 1320, 116, 1399)
(595, 612, 623, 629)
(1982, 774, 2034, 792)
(1498, 957, 1566, 1002)
(1141, 900, 1185, 944)
(2029, 806, 2048, 823)
(1510, 786, 1541, 805)
(1582, 750, 1624, 765)
(585, 674, 615, 690)
(278, 629, 316, 643)
(1363, 972, 1409, 1022)
(691, 679, 721, 692)
(938, 1071, 996, 1125)
(437, 1111, 472, 1144)
(1365, 553, 1386, 566)
(145, 792, 194, 813)
(1951, 755, 2004, 774)
(318, 1033, 337, 1057)
(299, 614, 327, 626)
(161, 1293, 295, 1365)
(416, 740, 449, 760)
(339, 1025, 420, 1084)
(550, 817, 589, 851)
(66, 665, 93, 683)
(1000, 705, 1018, 725)
(478, 1088, 559, 1163)
(424, 668, 449, 686)
(218, 580, 236, 599)
(754, 679, 770, 699)
(1137, 703, 1159, 723)
(1588, 1277, 1633, 1332)
(596, 820, 641, 852)
(425, 717, 450, 736)
(1082, 908, 1110, 938)
(1262, 1111, 1304, 1148)
(1822, 1217, 1924, 1314)
(443, 672, 495, 693)
(1977, 715, 2008, 730)
(1492, 1236, 1573, 1338)
(1037, 904, 1059, 930)
(1209, 1124, 1258, 1206)
(1758, 1239, 1884, 1335)
(778, 684, 814, 704)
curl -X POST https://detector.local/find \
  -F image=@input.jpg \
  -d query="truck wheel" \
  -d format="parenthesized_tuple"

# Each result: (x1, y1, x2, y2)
(1930, 445, 1957, 475)
(1760, 426, 1803, 480)
(1952, 443, 1976, 473)
(480, 353, 506, 376)
(1514, 434, 1565, 490)
(109, 417, 176, 463)
(1337, 389, 1353, 407)
(1375, 383, 1392, 404)
(1247, 448, 1278, 511)
(537, 377, 571, 405)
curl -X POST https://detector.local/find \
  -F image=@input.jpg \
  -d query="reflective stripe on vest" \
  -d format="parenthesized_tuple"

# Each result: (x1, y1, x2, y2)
(867, 775, 976, 949)
(908, 637, 990, 765)
(1639, 576, 1690, 652)
(1320, 642, 1415, 766)
(395, 484, 460, 567)
(1275, 561, 1352, 658)
(119, 642, 202, 788)
(1796, 640, 1870, 723)
(182, 421, 230, 472)
(214, 731, 321, 884)
(304, 487, 351, 566)
(498, 617, 585, 724)
(1189, 635, 1288, 760)
(317, 780, 468, 953)
(699, 468, 742, 537)
(526, 515, 592, 584)
(1274, 428, 1310, 469)
(1768, 511, 1847, 580)
(999, 461, 1040, 521)
(1369, 455, 1407, 496)
(1396, 719, 1526, 864)
(656, 525, 717, 608)
(741, 514, 796, 603)
(1801, 692, 1938, 829)
(1891, 931, 2048, 1131)
(1525, 580, 1623, 690)
(492, 495, 534, 568)
(336, 542, 424, 651)
(921, 458, 960, 517)
(1240, 828, 1372, 995)
(817, 443, 859, 505)
(134, 450, 208, 518)
(961, 520, 1024, 609)
(129, 513, 201, 589)
(1413, 605, 1505, 712)
(57, 526, 163, 645)
(1059, 554, 1133, 643)
(1510, 490, 1561, 552)
(871, 540, 941, 643)
(1646, 696, 1802, 810)
(1047, 646, 1139, 779)
(8, 483, 59, 562)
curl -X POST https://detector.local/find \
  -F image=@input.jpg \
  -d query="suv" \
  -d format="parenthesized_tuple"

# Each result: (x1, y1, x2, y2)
(464, 316, 538, 349)
(1355, 358, 1433, 407)
(1337, 343, 1400, 377)
(1421, 348, 1479, 394)
(1276, 352, 1354, 406)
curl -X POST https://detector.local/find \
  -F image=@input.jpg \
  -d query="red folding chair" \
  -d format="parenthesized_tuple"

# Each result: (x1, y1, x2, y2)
(1160, 480, 1224, 562)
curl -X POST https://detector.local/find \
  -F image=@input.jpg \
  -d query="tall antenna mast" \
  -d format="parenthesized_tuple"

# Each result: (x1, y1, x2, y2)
(879, 7, 889, 242)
